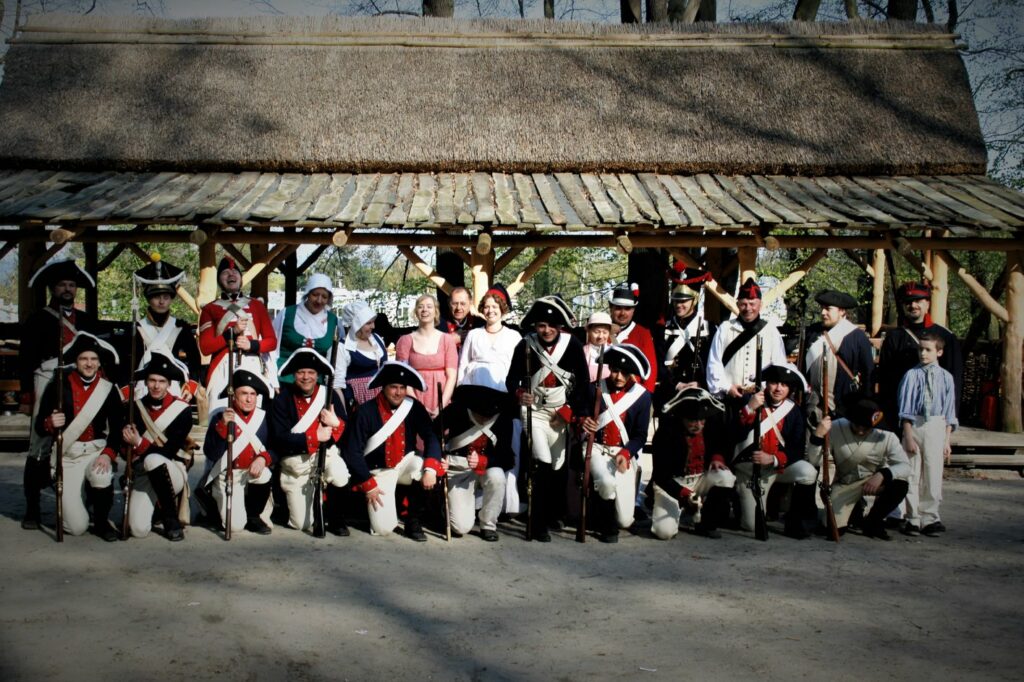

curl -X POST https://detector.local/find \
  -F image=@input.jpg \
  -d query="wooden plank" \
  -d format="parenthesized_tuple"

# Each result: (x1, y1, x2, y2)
(789, 177, 862, 223)
(131, 172, 212, 219)
(385, 174, 417, 226)
(166, 173, 232, 218)
(867, 176, 958, 220)
(812, 177, 898, 224)
(277, 173, 331, 223)
(600, 174, 642, 224)
(408, 174, 436, 224)
(766, 176, 851, 224)
(897, 177, 1003, 228)
(947, 176, 1024, 221)
(926, 177, 1023, 227)
(714, 174, 783, 224)
(453, 173, 475, 225)
(0, 171, 73, 215)
(513, 173, 545, 225)
(435, 173, 456, 225)
(849, 176, 957, 222)
(82, 172, 176, 221)
(532, 174, 568, 225)
(307, 173, 353, 221)
(750, 175, 827, 223)
(554, 173, 602, 227)
(332, 174, 378, 224)
(40, 174, 139, 220)
(212, 173, 278, 224)
(831, 176, 929, 223)
(732, 176, 805, 224)
(959, 176, 1024, 214)
(362, 173, 397, 226)
(695, 174, 757, 224)
(0, 170, 56, 202)
(674, 176, 734, 225)
(619, 174, 661, 222)
(472, 173, 496, 225)
(657, 176, 705, 227)
(492, 173, 519, 225)
(635, 174, 683, 226)
(579, 173, 620, 224)
(194, 172, 260, 222)
(247, 173, 307, 220)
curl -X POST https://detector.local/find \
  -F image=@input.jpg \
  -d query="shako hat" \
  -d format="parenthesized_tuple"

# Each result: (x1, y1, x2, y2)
(737, 278, 762, 301)
(609, 282, 640, 307)
(134, 254, 185, 299)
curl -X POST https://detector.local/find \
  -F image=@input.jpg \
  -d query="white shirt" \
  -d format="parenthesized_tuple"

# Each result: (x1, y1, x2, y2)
(706, 317, 787, 397)
(271, 304, 347, 390)
(456, 325, 522, 391)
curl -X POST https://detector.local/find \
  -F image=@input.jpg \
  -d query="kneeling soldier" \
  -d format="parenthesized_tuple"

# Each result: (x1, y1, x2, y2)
(270, 348, 350, 535)
(341, 361, 442, 541)
(122, 351, 193, 541)
(650, 387, 734, 540)
(438, 384, 514, 542)
(809, 396, 911, 540)
(579, 344, 652, 543)
(36, 332, 124, 540)
(200, 369, 276, 535)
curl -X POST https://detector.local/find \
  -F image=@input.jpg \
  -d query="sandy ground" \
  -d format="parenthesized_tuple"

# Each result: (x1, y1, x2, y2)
(0, 448, 1022, 682)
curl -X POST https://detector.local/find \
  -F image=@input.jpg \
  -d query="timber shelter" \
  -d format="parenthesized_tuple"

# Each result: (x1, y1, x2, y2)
(0, 15, 1021, 433)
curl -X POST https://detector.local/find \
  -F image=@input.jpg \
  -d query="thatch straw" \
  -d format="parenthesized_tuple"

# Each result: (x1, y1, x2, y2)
(0, 16, 985, 175)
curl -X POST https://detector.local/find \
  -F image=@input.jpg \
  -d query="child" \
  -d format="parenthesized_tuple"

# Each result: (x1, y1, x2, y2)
(897, 332, 957, 537)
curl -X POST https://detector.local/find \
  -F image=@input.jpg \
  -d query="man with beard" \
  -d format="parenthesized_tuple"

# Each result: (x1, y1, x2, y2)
(579, 344, 652, 543)
(507, 295, 590, 542)
(650, 387, 735, 540)
(609, 283, 658, 394)
(122, 351, 193, 541)
(803, 290, 873, 420)
(35, 332, 123, 540)
(341, 361, 442, 541)
(270, 348, 350, 535)
(20, 259, 97, 530)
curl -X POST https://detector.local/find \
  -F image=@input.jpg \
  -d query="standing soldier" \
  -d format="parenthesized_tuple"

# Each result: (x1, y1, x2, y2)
(660, 274, 716, 398)
(609, 283, 659, 394)
(506, 295, 590, 542)
(198, 257, 278, 416)
(270, 348, 350, 535)
(19, 258, 96, 529)
(131, 256, 201, 401)
(122, 352, 193, 541)
(578, 344, 652, 543)
(200, 369, 276, 535)
(803, 290, 873, 420)
(650, 387, 735, 540)
(271, 273, 346, 397)
(35, 332, 123, 540)
(341, 361, 443, 541)
(438, 384, 515, 542)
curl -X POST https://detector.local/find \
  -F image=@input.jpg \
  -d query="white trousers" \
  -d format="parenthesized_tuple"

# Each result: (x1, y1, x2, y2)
(589, 444, 638, 529)
(526, 406, 569, 470)
(367, 453, 423, 537)
(54, 440, 113, 536)
(279, 447, 351, 531)
(905, 416, 946, 527)
(28, 360, 57, 460)
(447, 466, 506, 534)
(503, 418, 523, 515)
(211, 464, 272, 533)
(734, 459, 818, 532)
(128, 455, 187, 538)
(206, 352, 276, 417)
(650, 468, 736, 540)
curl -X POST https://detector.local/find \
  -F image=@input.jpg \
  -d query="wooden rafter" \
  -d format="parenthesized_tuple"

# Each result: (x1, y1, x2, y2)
(242, 242, 296, 285)
(0, 240, 18, 261)
(31, 225, 87, 268)
(296, 244, 329, 275)
(893, 237, 935, 281)
(870, 249, 886, 336)
(97, 243, 127, 270)
(666, 246, 738, 315)
(934, 250, 1009, 323)
(507, 247, 557, 297)
(221, 243, 252, 271)
(494, 247, 524, 275)
(398, 246, 453, 295)
(762, 249, 828, 305)
(176, 285, 200, 316)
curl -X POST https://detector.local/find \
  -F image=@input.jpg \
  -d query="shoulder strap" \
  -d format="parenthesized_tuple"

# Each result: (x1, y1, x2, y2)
(721, 318, 766, 368)
(364, 397, 414, 455)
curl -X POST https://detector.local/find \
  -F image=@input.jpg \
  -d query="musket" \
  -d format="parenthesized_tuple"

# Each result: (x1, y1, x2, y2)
(523, 350, 535, 541)
(224, 328, 236, 541)
(121, 286, 140, 540)
(796, 319, 808, 376)
(54, 325, 65, 543)
(820, 354, 841, 543)
(312, 324, 342, 538)
(437, 381, 451, 543)
(576, 346, 605, 543)
(750, 335, 769, 541)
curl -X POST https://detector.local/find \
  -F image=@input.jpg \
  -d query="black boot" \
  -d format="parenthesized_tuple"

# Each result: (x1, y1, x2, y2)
(403, 485, 427, 542)
(21, 457, 49, 530)
(695, 488, 725, 539)
(90, 485, 119, 542)
(596, 497, 619, 544)
(149, 465, 184, 542)
(193, 483, 221, 530)
(784, 484, 816, 540)
(862, 480, 910, 541)
(244, 482, 273, 535)
(325, 486, 350, 537)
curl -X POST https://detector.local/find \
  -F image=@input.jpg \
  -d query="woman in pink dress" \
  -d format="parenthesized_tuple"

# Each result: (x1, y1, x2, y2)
(395, 294, 457, 418)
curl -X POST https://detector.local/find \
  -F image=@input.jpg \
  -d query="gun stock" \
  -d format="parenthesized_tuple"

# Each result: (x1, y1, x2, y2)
(224, 329, 235, 541)
(751, 335, 768, 541)
(523, 351, 535, 541)
(437, 382, 451, 543)
(820, 354, 841, 543)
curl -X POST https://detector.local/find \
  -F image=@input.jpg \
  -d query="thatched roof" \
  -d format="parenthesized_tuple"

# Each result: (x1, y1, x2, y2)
(0, 15, 986, 176)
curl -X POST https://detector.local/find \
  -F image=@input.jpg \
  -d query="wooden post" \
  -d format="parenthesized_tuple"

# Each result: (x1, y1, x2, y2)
(19, 241, 45, 321)
(1002, 250, 1023, 433)
(930, 231, 949, 327)
(197, 241, 217, 310)
(84, 241, 98, 317)
(738, 246, 757, 287)
(284, 252, 298, 307)
(870, 249, 886, 336)
(470, 248, 494, 307)
(249, 228, 269, 302)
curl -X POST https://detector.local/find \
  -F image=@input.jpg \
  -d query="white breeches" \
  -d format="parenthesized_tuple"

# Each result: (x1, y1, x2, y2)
(367, 453, 423, 537)
(28, 360, 57, 460)
(128, 455, 187, 538)
(503, 418, 523, 515)
(279, 447, 351, 531)
(206, 352, 276, 417)
(905, 416, 946, 526)
(526, 406, 569, 470)
(589, 444, 638, 529)
(650, 468, 736, 540)
(55, 440, 113, 536)
(734, 460, 817, 532)
(211, 464, 272, 533)
(447, 466, 506, 534)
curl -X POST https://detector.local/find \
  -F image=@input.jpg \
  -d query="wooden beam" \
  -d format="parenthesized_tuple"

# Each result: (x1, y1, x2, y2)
(221, 243, 252, 271)
(0, 241, 19, 261)
(398, 246, 454, 296)
(448, 247, 473, 268)
(665, 246, 738, 315)
(843, 248, 874, 277)
(507, 247, 557, 297)
(249, 232, 269, 302)
(870, 249, 886, 336)
(97, 244, 127, 271)
(296, 244, 329, 275)
(242, 242, 294, 286)
(1002, 250, 1023, 433)
(84, 242, 98, 316)
(176, 285, 200, 317)
(196, 241, 217, 310)
(934, 250, 1009, 323)
(893, 237, 934, 281)
(126, 243, 151, 263)
(738, 246, 757, 287)
(929, 231, 949, 327)
(762, 249, 828, 306)
(493, 247, 524, 275)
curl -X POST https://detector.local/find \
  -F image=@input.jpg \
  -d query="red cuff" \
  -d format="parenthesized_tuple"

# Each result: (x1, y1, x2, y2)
(215, 420, 228, 438)
(739, 407, 755, 425)
(332, 422, 345, 442)
(358, 477, 379, 493)
(44, 415, 56, 434)
(306, 432, 319, 455)
(424, 458, 445, 476)
(556, 405, 573, 423)
(102, 448, 118, 463)
(775, 451, 788, 468)
(618, 448, 632, 469)
(258, 452, 273, 466)
(680, 486, 694, 500)
(474, 454, 489, 475)
(119, 385, 131, 403)
(184, 379, 199, 397)
(134, 438, 151, 456)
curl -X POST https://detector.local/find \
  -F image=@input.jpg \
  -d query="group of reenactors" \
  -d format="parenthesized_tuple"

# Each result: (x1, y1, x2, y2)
(17, 253, 962, 545)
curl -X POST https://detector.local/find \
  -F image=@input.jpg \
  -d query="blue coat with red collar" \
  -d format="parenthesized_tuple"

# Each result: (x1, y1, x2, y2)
(584, 379, 652, 460)
(270, 384, 347, 457)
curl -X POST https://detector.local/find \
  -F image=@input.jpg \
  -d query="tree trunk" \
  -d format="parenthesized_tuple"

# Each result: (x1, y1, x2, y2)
(887, 0, 918, 20)
(695, 0, 715, 21)
(423, 0, 454, 18)
(621, 0, 642, 23)
(792, 0, 821, 21)
(544, 0, 554, 18)
(647, 0, 668, 22)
